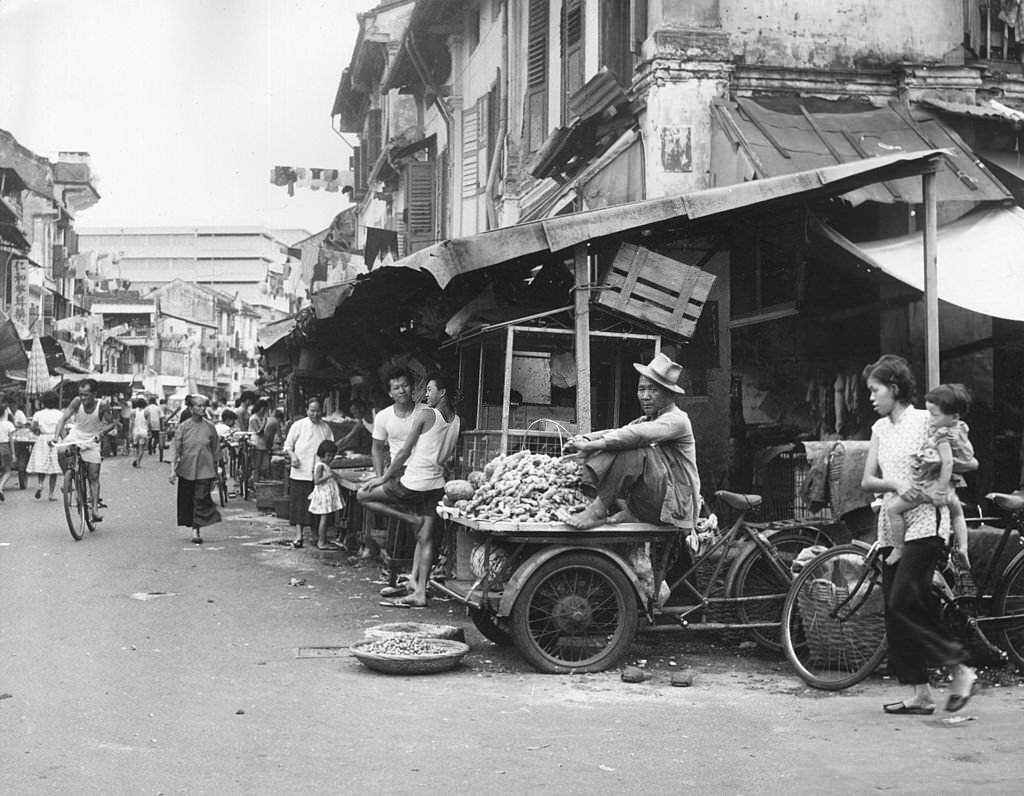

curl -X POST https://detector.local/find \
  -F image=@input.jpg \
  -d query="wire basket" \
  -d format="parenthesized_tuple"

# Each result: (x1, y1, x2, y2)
(518, 418, 572, 454)
(795, 578, 886, 669)
(349, 638, 470, 675)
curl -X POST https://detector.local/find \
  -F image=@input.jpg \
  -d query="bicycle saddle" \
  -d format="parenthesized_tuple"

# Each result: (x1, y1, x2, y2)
(987, 492, 1024, 513)
(714, 490, 762, 510)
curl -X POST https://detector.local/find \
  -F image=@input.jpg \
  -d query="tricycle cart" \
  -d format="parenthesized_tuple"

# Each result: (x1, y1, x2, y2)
(431, 491, 832, 673)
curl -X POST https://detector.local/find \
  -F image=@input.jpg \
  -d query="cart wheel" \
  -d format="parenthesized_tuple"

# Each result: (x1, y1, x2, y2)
(510, 551, 639, 674)
(468, 606, 513, 647)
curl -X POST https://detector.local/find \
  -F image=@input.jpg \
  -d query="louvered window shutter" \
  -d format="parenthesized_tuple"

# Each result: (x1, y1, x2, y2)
(562, 0, 585, 120)
(524, 0, 548, 154)
(476, 93, 490, 189)
(462, 106, 478, 198)
(365, 109, 383, 171)
(406, 161, 436, 253)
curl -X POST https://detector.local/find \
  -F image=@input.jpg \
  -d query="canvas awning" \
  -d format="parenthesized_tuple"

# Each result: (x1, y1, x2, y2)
(257, 315, 296, 350)
(810, 206, 1024, 322)
(388, 149, 954, 289)
(0, 310, 27, 372)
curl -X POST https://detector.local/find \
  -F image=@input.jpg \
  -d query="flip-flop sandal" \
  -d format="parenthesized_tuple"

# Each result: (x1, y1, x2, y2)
(191, 537, 203, 544)
(883, 701, 935, 715)
(946, 680, 978, 713)
(291, 540, 304, 549)
(379, 599, 427, 609)
(379, 585, 408, 598)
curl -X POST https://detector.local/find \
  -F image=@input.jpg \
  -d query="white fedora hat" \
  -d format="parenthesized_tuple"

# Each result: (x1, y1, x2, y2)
(633, 352, 685, 394)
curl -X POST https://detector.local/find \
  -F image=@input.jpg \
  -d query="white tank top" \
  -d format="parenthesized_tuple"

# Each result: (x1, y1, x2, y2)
(400, 407, 448, 491)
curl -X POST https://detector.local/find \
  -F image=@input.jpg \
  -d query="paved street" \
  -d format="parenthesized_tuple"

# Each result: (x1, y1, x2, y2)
(2, 454, 1023, 795)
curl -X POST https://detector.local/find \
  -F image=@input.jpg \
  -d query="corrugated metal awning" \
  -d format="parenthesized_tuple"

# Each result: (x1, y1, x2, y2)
(388, 149, 954, 289)
(257, 316, 296, 350)
(811, 206, 1024, 321)
(711, 97, 1011, 205)
(921, 97, 1024, 124)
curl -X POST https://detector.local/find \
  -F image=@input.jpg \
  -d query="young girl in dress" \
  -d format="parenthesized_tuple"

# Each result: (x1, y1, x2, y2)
(308, 439, 344, 550)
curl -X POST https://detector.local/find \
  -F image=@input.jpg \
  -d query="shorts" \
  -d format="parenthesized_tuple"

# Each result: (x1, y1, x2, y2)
(133, 432, 150, 444)
(381, 478, 444, 514)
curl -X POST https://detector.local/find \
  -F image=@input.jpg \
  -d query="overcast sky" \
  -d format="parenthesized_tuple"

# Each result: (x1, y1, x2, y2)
(0, 0, 378, 235)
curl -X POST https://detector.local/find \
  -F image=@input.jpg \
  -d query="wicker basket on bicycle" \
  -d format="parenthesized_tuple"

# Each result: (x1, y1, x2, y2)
(795, 556, 886, 668)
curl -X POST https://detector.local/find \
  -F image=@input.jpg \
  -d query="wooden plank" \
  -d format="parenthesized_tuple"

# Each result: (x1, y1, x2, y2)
(611, 243, 644, 311)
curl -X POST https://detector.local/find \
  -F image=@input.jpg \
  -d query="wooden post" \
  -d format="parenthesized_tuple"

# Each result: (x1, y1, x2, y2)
(499, 325, 514, 456)
(573, 244, 592, 433)
(922, 161, 940, 389)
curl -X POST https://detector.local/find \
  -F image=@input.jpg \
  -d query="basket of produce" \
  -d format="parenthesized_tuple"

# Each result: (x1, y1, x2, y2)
(350, 637, 470, 675)
(363, 622, 464, 642)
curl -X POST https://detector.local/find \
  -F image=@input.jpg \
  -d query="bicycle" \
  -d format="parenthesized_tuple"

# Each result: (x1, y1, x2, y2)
(215, 442, 230, 507)
(781, 491, 1024, 690)
(54, 440, 96, 541)
(234, 434, 253, 501)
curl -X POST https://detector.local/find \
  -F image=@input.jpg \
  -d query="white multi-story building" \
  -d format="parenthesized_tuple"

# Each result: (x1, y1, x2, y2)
(76, 226, 308, 322)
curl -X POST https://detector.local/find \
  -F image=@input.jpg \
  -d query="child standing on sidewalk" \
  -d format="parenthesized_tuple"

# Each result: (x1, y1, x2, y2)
(308, 439, 344, 550)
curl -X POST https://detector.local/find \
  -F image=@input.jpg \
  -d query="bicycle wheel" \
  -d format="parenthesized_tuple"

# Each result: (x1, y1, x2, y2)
(781, 543, 888, 690)
(727, 529, 830, 651)
(217, 473, 228, 507)
(510, 551, 639, 674)
(63, 469, 86, 541)
(993, 554, 1024, 670)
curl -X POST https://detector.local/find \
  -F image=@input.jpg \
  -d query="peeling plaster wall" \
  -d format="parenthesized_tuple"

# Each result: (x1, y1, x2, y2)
(717, 0, 961, 68)
(640, 70, 730, 197)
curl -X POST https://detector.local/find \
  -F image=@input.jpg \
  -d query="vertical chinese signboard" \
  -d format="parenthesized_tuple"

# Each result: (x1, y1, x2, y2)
(10, 256, 29, 334)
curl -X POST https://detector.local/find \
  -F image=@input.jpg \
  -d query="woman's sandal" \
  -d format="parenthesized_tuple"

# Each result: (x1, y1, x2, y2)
(883, 701, 935, 715)
(946, 677, 978, 713)
(291, 539, 303, 549)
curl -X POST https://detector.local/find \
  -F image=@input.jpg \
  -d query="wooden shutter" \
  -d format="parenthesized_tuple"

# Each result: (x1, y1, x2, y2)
(365, 109, 383, 171)
(562, 0, 585, 120)
(600, 0, 632, 84)
(524, 0, 548, 154)
(406, 161, 436, 253)
(462, 106, 478, 198)
(352, 145, 365, 195)
(475, 93, 490, 189)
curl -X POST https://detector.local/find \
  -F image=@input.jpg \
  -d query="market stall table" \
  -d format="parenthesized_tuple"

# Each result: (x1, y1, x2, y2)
(334, 466, 417, 585)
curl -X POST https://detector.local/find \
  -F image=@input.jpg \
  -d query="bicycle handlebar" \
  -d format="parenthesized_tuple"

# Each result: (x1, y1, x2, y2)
(986, 492, 1024, 513)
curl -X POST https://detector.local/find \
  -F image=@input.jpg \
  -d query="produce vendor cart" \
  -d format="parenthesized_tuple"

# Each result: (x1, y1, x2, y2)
(431, 489, 831, 674)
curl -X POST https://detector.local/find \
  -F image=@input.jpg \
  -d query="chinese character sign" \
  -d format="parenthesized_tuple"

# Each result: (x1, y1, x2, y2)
(11, 257, 30, 334)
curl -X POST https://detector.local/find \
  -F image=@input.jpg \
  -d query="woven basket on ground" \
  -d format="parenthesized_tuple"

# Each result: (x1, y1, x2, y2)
(363, 622, 464, 642)
(350, 638, 469, 675)
(796, 578, 885, 668)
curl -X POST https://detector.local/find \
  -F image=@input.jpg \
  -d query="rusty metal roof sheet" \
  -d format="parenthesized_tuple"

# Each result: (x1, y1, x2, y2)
(389, 149, 951, 289)
(921, 97, 1024, 124)
(711, 98, 1011, 205)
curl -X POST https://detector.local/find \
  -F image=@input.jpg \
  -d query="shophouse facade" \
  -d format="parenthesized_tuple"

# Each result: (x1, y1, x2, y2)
(0, 131, 99, 375)
(327, 1, 1024, 501)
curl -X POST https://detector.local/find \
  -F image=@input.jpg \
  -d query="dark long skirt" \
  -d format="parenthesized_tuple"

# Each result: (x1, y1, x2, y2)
(177, 477, 222, 528)
(289, 477, 314, 527)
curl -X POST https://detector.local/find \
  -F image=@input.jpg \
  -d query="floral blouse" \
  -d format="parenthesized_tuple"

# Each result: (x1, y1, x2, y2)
(871, 406, 950, 545)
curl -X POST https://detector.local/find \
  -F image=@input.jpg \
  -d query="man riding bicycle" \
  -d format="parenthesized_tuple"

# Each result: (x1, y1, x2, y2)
(53, 378, 117, 524)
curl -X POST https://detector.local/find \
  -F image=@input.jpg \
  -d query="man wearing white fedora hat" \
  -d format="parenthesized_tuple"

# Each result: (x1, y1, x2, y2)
(563, 352, 700, 531)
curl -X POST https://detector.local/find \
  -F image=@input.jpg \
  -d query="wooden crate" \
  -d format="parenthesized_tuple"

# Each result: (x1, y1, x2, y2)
(596, 242, 716, 338)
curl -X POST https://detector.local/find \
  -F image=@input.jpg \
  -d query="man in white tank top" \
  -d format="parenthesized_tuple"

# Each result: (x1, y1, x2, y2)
(358, 367, 447, 607)
(53, 378, 117, 523)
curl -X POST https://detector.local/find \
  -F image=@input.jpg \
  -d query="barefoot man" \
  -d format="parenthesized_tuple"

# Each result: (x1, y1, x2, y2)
(563, 353, 700, 531)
